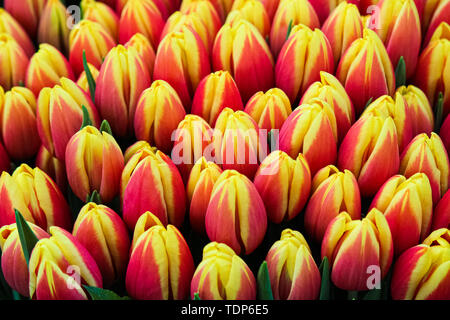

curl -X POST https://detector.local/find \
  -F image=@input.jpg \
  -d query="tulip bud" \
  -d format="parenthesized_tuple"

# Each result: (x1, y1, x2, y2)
(305, 167, 361, 243)
(186, 157, 222, 234)
(259, 0, 280, 20)
(29, 226, 102, 299)
(76, 63, 99, 94)
(321, 209, 393, 291)
(244, 88, 291, 131)
(205, 170, 267, 255)
(121, 147, 186, 230)
(134, 80, 186, 154)
(266, 229, 321, 300)
(391, 228, 450, 300)
(191, 71, 244, 127)
(130, 211, 164, 251)
(37, 77, 100, 160)
(275, 25, 334, 104)
(179, 0, 222, 40)
(212, 20, 275, 103)
(227, 0, 271, 39)
(124, 33, 156, 78)
(69, 20, 116, 77)
(400, 133, 450, 205)
(73, 203, 130, 287)
(441, 114, 450, 155)
(26, 44, 75, 96)
(425, 21, 450, 47)
(279, 99, 338, 176)
(126, 224, 194, 300)
(38, 0, 71, 55)
(119, 0, 180, 19)
(301, 72, 354, 142)
(337, 28, 395, 116)
(191, 242, 256, 300)
(123, 140, 151, 164)
(81, 0, 120, 40)
(423, 0, 450, 48)
(0, 8, 35, 58)
(338, 115, 399, 197)
(180, 0, 231, 22)
(0, 33, 29, 91)
(4, 0, 46, 38)
(432, 190, 450, 231)
(0, 164, 72, 231)
(36, 145, 67, 191)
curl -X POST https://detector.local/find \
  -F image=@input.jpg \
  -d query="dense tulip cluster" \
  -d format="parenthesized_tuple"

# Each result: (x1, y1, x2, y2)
(0, 0, 448, 302)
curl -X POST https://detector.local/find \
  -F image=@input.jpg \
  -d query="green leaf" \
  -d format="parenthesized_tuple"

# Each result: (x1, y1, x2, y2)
(82, 50, 96, 103)
(15, 209, 39, 267)
(364, 97, 374, 110)
(319, 257, 331, 300)
(286, 19, 294, 40)
(80, 105, 92, 130)
(83, 286, 131, 300)
(193, 292, 201, 300)
(434, 92, 444, 133)
(257, 261, 273, 300)
(99, 120, 113, 135)
(86, 190, 101, 204)
(395, 56, 406, 88)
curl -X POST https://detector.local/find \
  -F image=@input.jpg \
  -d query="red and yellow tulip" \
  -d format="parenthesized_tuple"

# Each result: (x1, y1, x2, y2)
(38, 0, 71, 55)
(227, 0, 271, 39)
(0, 33, 29, 91)
(81, 0, 120, 40)
(3, 0, 47, 38)
(35, 145, 67, 191)
(124, 33, 156, 79)
(432, 190, 450, 230)
(0, 8, 35, 57)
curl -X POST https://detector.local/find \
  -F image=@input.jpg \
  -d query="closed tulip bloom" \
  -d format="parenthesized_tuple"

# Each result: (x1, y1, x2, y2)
(35, 145, 67, 191)
(254, 151, 311, 224)
(73, 203, 130, 287)
(338, 115, 399, 197)
(266, 229, 321, 300)
(322, 2, 364, 65)
(76, 63, 99, 94)
(422, 0, 446, 32)
(322, 209, 394, 291)
(81, 0, 120, 40)
(391, 228, 450, 300)
(0, 164, 72, 231)
(244, 88, 291, 131)
(38, 0, 71, 55)
(311, 165, 341, 192)
(180, 0, 222, 39)
(305, 167, 361, 243)
(0, 223, 49, 297)
(442, 114, 450, 154)
(180, 0, 231, 22)
(275, 25, 334, 104)
(118, 0, 181, 18)
(432, 190, 450, 230)
(0, 33, 29, 91)
(130, 211, 164, 251)
(134, 80, 186, 154)
(279, 99, 338, 176)
(227, 0, 271, 39)
(212, 20, 275, 103)
(121, 147, 186, 230)
(186, 157, 222, 234)
(126, 224, 194, 300)
(0, 8, 35, 58)
(205, 170, 267, 255)
(423, 0, 450, 47)
(191, 71, 244, 127)
(29, 226, 102, 300)
(69, 20, 116, 77)
(26, 44, 75, 96)
(259, 0, 280, 20)
(4, 0, 47, 38)
(337, 28, 395, 116)
(123, 140, 151, 164)
(65, 126, 124, 204)
(37, 77, 100, 160)
(400, 133, 450, 205)
(124, 33, 156, 78)
(425, 21, 450, 47)
(191, 242, 257, 300)
(370, 173, 433, 255)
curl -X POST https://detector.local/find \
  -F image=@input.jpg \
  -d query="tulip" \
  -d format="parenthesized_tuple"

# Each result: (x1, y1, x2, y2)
(321, 2, 364, 65)
(213, 108, 265, 179)
(205, 170, 267, 255)
(4, 0, 47, 38)
(191, 242, 256, 300)
(0, 164, 72, 231)
(421, 0, 444, 32)
(0, 143, 9, 175)
(0, 33, 29, 91)
(0, 8, 35, 58)
(304, 167, 361, 243)
(179, 0, 222, 40)
(134, 80, 186, 154)
(391, 228, 450, 300)
(307, 0, 354, 25)
(26, 44, 75, 96)
(126, 224, 194, 300)
(259, 0, 280, 20)
(73, 203, 130, 287)
(423, 0, 450, 47)
(118, 0, 165, 49)
(338, 114, 399, 197)
(212, 20, 274, 103)
(0, 223, 49, 297)
(226, 0, 271, 39)
(153, 26, 211, 110)
(95, 45, 151, 138)
(130, 211, 163, 251)
(81, 0, 120, 40)
(69, 20, 116, 77)
(36, 77, 100, 160)
(370, 173, 433, 255)
(118, 0, 178, 19)
(29, 226, 102, 300)
(186, 157, 222, 234)
(425, 21, 450, 47)
(65, 126, 124, 204)
(441, 114, 450, 154)
(171, 114, 214, 182)
(35, 145, 67, 191)
(244, 88, 291, 131)
(275, 25, 334, 104)
(123, 140, 151, 164)
(400, 133, 450, 205)
(191, 71, 244, 127)
(337, 28, 395, 116)
(124, 33, 156, 78)
(76, 63, 99, 94)
(38, 0, 71, 55)
(180, 0, 231, 22)
(321, 209, 393, 291)
(279, 99, 338, 176)
(121, 147, 186, 230)
(432, 190, 450, 230)
(265, 229, 321, 300)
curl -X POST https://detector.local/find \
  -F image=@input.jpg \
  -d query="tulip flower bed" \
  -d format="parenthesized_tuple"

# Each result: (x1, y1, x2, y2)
(0, 0, 448, 303)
